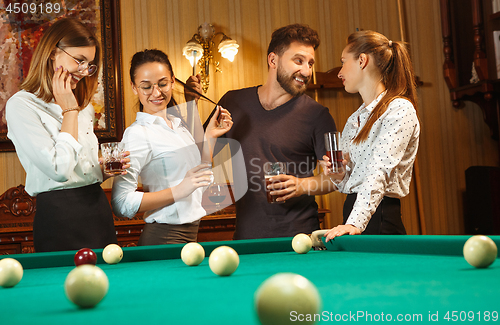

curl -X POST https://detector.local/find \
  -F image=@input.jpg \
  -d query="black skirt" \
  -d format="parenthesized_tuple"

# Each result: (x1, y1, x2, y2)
(343, 193, 406, 235)
(34, 183, 117, 252)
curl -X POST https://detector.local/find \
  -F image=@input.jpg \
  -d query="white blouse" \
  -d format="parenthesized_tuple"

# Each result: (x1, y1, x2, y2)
(336, 93, 420, 231)
(111, 112, 206, 225)
(6, 90, 102, 196)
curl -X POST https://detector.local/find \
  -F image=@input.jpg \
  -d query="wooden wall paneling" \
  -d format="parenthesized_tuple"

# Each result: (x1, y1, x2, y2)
(407, 0, 449, 234)
(0, 153, 25, 194)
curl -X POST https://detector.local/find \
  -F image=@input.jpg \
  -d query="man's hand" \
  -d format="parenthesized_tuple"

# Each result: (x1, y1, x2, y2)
(184, 74, 202, 103)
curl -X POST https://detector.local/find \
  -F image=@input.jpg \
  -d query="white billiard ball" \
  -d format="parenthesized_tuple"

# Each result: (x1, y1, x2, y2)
(102, 244, 123, 264)
(463, 235, 498, 268)
(292, 233, 312, 254)
(255, 272, 322, 325)
(181, 242, 205, 266)
(0, 258, 23, 288)
(65, 265, 109, 308)
(209, 246, 239, 276)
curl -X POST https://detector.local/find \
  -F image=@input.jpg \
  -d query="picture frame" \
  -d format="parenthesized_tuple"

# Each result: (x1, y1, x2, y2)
(0, 0, 124, 152)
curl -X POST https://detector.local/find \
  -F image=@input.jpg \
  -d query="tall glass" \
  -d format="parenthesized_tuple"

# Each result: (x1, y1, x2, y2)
(324, 132, 344, 174)
(263, 162, 287, 204)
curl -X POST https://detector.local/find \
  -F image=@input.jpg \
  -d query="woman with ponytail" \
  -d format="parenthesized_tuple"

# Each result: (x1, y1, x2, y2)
(323, 30, 420, 240)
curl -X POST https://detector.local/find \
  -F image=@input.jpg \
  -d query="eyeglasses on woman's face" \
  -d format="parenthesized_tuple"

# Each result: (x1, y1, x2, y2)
(57, 46, 98, 76)
(137, 78, 172, 96)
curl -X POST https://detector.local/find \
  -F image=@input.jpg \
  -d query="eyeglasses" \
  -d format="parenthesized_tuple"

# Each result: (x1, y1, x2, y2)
(137, 79, 172, 96)
(57, 46, 98, 76)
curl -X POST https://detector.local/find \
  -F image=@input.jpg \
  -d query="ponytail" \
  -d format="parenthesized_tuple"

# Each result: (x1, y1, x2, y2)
(345, 31, 418, 144)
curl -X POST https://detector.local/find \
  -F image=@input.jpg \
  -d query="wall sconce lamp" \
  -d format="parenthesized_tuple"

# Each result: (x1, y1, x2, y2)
(182, 23, 239, 93)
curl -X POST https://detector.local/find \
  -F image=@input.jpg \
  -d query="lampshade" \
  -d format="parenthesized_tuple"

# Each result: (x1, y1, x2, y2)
(183, 23, 239, 91)
(182, 40, 204, 67)
(218, 38, 239, 62)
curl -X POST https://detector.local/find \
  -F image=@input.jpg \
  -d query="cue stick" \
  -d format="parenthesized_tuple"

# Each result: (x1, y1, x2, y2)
(178, 74, 234, 204)
(192, 50, 197, 76)
(175, 77, 218, 105)
(397, 0, 427, 234)
(220, 159, 236, 205)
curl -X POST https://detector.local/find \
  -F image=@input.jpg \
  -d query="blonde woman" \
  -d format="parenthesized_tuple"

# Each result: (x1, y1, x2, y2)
(6, 18, 129, 252)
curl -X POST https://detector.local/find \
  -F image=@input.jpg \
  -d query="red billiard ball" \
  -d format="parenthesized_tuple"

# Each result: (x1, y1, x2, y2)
(74, 248, 97, 267)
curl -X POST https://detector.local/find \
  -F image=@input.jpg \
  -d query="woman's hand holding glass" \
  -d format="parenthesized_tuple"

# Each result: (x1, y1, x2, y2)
(171, 164, 214, 201)
(100, 150, 131, 180)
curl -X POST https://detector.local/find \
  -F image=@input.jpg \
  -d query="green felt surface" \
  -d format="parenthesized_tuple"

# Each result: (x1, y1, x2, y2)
(1, 236, 500, 324)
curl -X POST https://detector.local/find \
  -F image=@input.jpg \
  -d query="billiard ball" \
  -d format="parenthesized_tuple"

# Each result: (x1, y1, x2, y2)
(64, 264, 109, 308)
(102, 244, 123, 264)
(292, 233, 312, 254)
(74, 248, 97, 267)
(209, 246, 239, 276)
(181, 242, 205, 266)
(463, 235, 498, 268)
(255, 273, 321, 325)
(0, 258, 23, 288)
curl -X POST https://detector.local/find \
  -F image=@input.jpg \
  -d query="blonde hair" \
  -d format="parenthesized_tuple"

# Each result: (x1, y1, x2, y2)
(346, 30, 418, 144)
(21, 18, 101, 108)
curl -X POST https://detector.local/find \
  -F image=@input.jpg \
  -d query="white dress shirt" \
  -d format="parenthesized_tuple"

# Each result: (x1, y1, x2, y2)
(336, 93, 420, 231)
(6, 90, 102, 196)
(111, 112, 206, 224)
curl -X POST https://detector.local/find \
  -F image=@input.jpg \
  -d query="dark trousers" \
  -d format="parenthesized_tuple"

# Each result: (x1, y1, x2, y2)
(343, 193, 406, 235)
(138, 220, 201, 246)
(34, 183, 117, 252)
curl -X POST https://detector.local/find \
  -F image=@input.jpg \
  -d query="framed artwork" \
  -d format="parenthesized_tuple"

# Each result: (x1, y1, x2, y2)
(0, 0, 123, 151)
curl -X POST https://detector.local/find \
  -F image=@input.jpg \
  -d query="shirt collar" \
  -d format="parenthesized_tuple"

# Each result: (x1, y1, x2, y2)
(136, 111, 181, 129)
(362, 91, 387, 113)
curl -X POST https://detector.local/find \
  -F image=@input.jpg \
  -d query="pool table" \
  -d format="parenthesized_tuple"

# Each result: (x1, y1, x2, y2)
(1, 235, 500, 324)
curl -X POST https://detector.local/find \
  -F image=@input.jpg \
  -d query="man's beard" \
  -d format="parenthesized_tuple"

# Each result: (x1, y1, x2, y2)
(276, 63, 311, 97)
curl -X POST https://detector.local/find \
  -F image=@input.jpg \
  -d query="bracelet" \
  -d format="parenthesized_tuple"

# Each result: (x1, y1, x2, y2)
(61, 106, 80, 115)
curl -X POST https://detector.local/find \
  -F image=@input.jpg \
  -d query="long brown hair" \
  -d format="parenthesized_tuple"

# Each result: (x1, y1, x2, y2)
(21, 18, 100, 108)
(346, 30, 418, 144)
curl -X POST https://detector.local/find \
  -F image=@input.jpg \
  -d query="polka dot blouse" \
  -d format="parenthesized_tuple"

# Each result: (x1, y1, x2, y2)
(336, 92, 420, 232)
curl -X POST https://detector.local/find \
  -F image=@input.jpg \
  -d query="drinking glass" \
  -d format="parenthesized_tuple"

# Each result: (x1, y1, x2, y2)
(208, 183, 226, 211)
(101, 142, 125, 175)
(324, 132, 344, 174)
(263, 162, 287, 204)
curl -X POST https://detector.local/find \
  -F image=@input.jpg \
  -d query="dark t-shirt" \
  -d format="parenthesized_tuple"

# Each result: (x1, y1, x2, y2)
(213, 86, 336, 239)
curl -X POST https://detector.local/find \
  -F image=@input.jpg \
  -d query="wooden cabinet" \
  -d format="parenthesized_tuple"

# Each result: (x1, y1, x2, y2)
(441, 0, 500, 147)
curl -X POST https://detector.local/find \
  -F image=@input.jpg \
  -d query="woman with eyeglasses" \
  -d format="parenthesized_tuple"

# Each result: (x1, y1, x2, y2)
(5, 18, 130, 252)
(111, 49, 232, 245)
